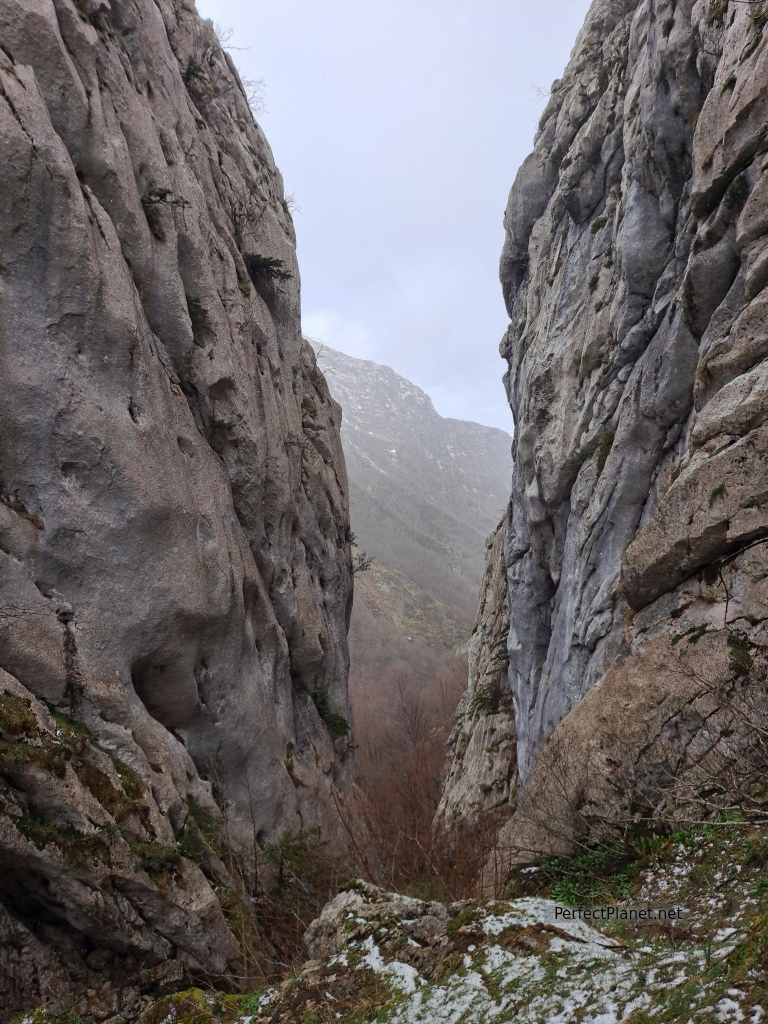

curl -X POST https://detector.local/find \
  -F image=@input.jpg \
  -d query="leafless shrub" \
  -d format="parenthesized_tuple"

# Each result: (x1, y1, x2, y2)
(284, 192, 300, 214)
(628, 641, 768, 826)
(351, 655, 492, 900)
(213, 22, 234, 47)
(222, 182, 269, 252)
(242, 77, 268, 117)
(494, 634, 768, 892)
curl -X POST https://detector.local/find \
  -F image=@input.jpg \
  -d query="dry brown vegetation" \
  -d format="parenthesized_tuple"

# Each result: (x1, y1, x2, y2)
(211, 603, 476, 982)
(238, 626, 768, 985)
(481, 633, 768, 889)
(347, 601, 506, 902)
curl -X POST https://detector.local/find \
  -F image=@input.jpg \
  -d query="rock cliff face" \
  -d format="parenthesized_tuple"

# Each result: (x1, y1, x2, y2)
(436, 521, 517, 827)
(443, 0, 768, 849)
(0, 0, 352, 1010)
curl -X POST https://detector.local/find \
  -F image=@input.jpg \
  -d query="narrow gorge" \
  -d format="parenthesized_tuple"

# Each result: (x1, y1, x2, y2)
(2, 0, 768, 1020)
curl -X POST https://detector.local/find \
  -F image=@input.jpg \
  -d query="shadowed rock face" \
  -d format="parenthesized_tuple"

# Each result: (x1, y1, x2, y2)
(495, 0, 768, 783)
(436, 520, 518, 829)
(0, 0, 352, 1004)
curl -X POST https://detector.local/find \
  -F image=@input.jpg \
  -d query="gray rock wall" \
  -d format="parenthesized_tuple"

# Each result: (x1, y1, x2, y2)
(0, 0, 353, 1007)
(440, 0, 768, 831)
(436, 520, 518, 826)
(499, 0, 768, 781)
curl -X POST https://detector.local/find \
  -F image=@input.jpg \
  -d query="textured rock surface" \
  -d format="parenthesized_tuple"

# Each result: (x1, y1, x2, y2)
(436, 520, 518, 827)
(26, 824, 768, 1021)
(441, 0, 768, 857)
(0, 0, 352, 1008)
(498, 0, 768, 779)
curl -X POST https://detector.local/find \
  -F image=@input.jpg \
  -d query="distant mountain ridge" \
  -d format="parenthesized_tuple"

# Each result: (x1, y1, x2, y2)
(313, 343, 512, 643)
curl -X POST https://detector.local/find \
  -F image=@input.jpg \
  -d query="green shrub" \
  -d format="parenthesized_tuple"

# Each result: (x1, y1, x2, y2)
(324, 713, 349, 737)
(741, 32, 763, 62)
(721, 74, 737, 94)
(186, 295, 209, 327)
(243, 253, 292, 283)
(262, 827, 328, 894)
(468, 681, 500, 717)
(141, 186, 189, 209)
(708, 0, 728, 26)
(535, 844, 640, 904)
(352, 551, 373, 574)
(140, 186, 189, 241)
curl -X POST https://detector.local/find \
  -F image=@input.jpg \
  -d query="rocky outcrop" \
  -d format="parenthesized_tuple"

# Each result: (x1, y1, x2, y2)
(26, 818, 768, 1021)
(0, 0, 352, 1010)
(442, 0, 768, 859)
(436, 520, 518, 827)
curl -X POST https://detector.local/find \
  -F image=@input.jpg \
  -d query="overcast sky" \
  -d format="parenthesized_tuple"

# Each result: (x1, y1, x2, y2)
(196, 0, 592, 432)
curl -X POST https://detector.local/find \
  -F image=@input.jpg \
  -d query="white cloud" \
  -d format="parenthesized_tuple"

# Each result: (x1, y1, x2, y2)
(302, 310, 374, 360)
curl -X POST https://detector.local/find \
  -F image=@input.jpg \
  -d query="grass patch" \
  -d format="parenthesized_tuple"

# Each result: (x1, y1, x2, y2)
(12, 816, 112, 866)
(709, 483, 726, 507)
(130, 840, 185, 886)
(112, 757, 146, 801)
(50, 709, 93, 750)
(73, 761, 130, 818)
(0, 692, 38, 738)
(0, 733, 68, 778)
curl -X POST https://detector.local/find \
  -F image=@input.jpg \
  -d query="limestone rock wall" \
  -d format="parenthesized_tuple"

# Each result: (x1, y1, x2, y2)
(496, 0, 768, 784)
(0, 0, 352, 1008)
(440, 0, 768, 851)
(436, 520, 518, 827)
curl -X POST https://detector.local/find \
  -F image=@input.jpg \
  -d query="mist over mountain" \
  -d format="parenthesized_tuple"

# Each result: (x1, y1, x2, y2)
(314, 344, 512, 645)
